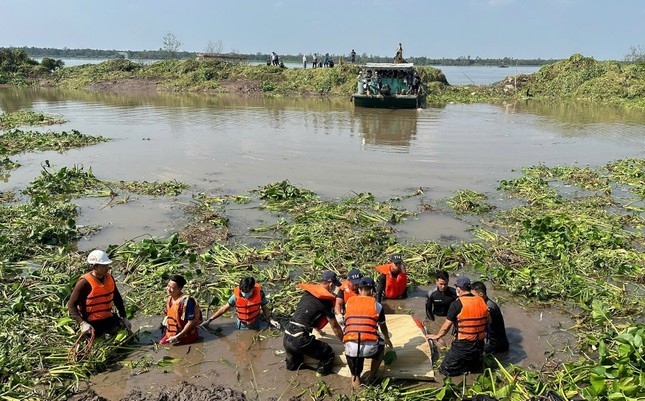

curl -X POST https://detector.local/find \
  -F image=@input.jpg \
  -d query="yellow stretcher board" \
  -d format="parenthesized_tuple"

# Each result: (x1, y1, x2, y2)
(304, 314, 435, 381)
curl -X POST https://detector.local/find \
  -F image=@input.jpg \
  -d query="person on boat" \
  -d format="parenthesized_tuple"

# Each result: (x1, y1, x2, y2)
(394, 43, 404, 63)
(343, 277, 393, 387)
(334, 269, 362, 324)
(426, 276, 490, 376)
(375, 254, 408, 303)
(412, 73, 421, 94)
(283, 271, 344, 376)
(201, 276, 281, 330)
(471, 281, 509, 354)
(426, 270, 458, 321)
(68, 249, 132, 337)
(160, 274, 203, 345)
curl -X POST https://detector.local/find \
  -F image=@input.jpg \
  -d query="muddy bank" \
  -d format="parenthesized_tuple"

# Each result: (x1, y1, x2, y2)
(70, 381, 247, 401)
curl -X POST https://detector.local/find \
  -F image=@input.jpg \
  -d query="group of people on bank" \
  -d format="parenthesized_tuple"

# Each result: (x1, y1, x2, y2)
(69, 250, 508, 386)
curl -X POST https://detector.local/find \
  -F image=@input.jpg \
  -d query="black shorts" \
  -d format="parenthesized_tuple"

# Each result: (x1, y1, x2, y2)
(89, 316, 122, 336)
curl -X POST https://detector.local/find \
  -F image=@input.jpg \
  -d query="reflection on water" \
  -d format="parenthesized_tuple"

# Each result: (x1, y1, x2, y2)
(351, 107, 421, 151)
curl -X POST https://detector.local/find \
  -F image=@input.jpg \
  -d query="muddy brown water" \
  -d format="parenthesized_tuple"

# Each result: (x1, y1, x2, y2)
(1, 87, 643, 399)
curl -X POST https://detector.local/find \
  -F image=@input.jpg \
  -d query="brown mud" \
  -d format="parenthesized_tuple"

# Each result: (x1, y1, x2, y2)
(70, 381, 247, 401)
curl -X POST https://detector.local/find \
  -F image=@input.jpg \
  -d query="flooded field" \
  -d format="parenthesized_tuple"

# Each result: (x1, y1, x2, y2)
(1, 86, 643, 400)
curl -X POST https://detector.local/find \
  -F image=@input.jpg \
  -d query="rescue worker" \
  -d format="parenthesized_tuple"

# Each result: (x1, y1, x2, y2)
(68, 249, 132, 337)
(426, 276, 490, 376)
(375, 254, 408, 303)
(283, 271, 344, 376)
(471, 281, 509, 354)
(201, 276, 281, 330)
(160, 274, 203, 345)
(334, 269, 362, 324)
(343, 277, 393, 387)
(426, 270, 457, 321)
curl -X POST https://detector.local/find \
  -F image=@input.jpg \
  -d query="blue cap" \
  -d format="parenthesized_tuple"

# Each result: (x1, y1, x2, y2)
(358, 277, 375, 288)
(321, 271, 342, 287)
(455, 276, 471, 289)
(390, 254, 403, 264)
(348, 269, 362, 285)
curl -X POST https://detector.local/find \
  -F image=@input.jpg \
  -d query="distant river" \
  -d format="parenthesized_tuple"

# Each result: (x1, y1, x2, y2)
(51, 58, 540, 85)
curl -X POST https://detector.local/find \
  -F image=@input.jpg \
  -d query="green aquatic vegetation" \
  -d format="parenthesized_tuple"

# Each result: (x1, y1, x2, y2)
(0, 156, 20, 171)
(447, 189, 495, 215)
(0, 110, 66, 130)
(606, 158, 645, 198)
(112, 179, 188, 197)
(498, 175, 562, 206)
(0, 191, 15, 203)
(0, 128, 108, 155)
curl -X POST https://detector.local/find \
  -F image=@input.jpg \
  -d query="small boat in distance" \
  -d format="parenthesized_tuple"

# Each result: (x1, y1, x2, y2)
(351, 63, 425, 109)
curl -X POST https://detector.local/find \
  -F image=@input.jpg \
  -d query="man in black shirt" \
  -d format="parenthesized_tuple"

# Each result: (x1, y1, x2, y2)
(471, 281, 509, 354)
(425, 270, 457, 321)
(283, 271, 344, 376)
(426, 276, 489, 376)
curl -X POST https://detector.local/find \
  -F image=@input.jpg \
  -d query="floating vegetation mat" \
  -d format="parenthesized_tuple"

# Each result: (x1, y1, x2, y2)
(1, 159, 643, 400)
(0, 110, 66, 130)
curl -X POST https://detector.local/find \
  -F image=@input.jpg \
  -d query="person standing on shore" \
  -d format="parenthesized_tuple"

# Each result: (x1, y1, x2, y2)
(303, 54, 307, 68)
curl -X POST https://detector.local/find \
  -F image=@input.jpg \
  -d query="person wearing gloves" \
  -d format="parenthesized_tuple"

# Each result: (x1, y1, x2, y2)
(68, 249, 132, 337)
(343, 277, 393, 387)
(160, 274, 203, 345)
(201, 276, 281, 331)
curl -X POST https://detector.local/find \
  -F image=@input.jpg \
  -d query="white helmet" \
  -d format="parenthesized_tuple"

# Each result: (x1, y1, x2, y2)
(87, 249, 112, 265)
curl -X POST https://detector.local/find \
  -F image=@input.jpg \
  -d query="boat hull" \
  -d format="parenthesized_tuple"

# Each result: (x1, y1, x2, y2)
(352, 94, 423, 109)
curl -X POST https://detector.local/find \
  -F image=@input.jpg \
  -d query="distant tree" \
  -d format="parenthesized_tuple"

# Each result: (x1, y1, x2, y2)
(205, 40, 223, 54)
(40, 57, 64, 71)
(162, 33, 182, 56)
(624, 45, 645, 63)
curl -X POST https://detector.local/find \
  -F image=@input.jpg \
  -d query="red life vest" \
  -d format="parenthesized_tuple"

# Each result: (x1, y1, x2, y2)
(165, 294, 203, 343)
(234, 284, 263, 325)
(81, 272, 115, 321)
(297, 283, 336, 329)
(375, 263, 407, 299)
(339, 280, 359, 304)
(455, 295, 489, 341)
(343, 296, 379, 342)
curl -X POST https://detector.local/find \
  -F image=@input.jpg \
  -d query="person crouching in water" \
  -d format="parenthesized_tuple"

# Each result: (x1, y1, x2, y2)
(343, 277, 393, 387)
(283, 271, 344, 377)
(160, 274, 203, 345)
(201, 276, 281, 330)
(68, 249, 132, 337)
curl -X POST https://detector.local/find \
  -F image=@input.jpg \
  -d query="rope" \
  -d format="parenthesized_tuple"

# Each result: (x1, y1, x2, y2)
(68, 329, 95, 363)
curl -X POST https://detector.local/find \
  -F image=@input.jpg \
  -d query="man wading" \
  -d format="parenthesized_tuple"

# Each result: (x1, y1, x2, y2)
(426, 276, 490, 376)
(160, 274, 203, 345)
(68, 250, 132, 337)
(283, 271, 344, 376)
(375, 254, 408, 303)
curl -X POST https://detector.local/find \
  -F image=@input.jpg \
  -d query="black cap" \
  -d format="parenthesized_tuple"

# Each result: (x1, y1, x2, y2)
(348, 269, 362, 285)
(321, 271, 342, 287)
(358, 277, 375, 289)
(390, 254, 403, 264)
(455, 276, 471, 290)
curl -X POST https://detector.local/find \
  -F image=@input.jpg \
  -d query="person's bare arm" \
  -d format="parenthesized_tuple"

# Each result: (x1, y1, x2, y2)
(67, 278, 91, 324)
(426, 319, 453, 341)
(328, 318, 344, 341)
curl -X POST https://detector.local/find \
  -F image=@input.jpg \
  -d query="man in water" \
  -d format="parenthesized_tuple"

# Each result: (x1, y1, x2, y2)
(471, 281, 509, 354)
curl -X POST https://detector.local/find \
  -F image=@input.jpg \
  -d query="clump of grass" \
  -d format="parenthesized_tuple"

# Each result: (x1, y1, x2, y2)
(0, 110, 66, 130)
(0, 128, 108, 154)
(447, 189, 494, 215)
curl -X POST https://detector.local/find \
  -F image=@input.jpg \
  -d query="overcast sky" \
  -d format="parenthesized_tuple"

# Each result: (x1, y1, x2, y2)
(2, 0, 643, 60)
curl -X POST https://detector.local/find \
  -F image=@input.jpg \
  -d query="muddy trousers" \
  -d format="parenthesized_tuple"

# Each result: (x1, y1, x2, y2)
(283, 333, 335, 375)
(439, 339, 484, 377)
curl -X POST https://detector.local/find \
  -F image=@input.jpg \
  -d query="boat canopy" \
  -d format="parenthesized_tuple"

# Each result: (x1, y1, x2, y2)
(364, 62, 415, 71)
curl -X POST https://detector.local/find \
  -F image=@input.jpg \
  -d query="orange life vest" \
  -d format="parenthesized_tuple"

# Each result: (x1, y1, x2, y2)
(455, 295, 489, 341)
(375, 263, 407, 299)
(339, 280, 359, 304)
(297, 283, 336, 329)
(234, 284, 263, 325)
(165, 294, 203, 341)
(81, 272, 115, 321)
(343, 296, 379, 342)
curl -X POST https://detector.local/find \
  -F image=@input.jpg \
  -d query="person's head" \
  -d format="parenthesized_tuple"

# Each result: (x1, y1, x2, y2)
(167, 274, 187, 298)
(347, 269, 362, 291)
(389, 254, 403, 273)
(454, 276, 472, 295)
(436, 270, 450, 292)
(320, 270, 342, 291)
(358, 277, 375, 296)
(239, 276, 256, 298)
(471, 281, 487, 299)
(87, 249, 112, 278)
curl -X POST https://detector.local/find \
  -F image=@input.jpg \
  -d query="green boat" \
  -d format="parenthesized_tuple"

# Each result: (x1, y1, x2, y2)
(352, 63, 425, 109)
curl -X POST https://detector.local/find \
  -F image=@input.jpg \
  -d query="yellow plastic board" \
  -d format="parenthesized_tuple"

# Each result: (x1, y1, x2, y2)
(304, 314, 435, 381)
